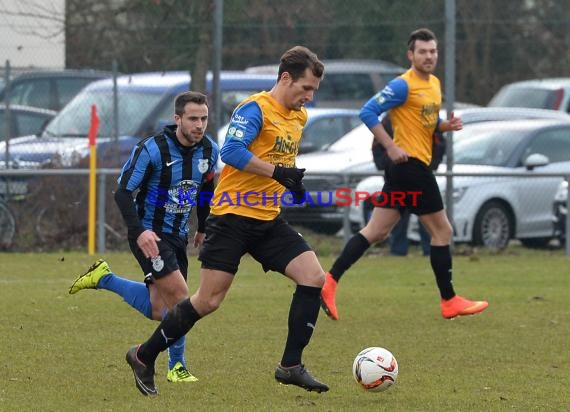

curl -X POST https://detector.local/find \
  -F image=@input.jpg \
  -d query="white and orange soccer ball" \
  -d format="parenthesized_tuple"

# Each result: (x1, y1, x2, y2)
(352, 347, 398, 392)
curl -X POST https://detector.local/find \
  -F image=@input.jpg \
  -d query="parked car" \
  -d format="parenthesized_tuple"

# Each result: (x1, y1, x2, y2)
(0, 69, 114, 112)
(552, 179, 567, 244)
(352, 119, 570, 249)
(0, 104, 56, 141)
(285, 107, 570, 234)
(488, 78, 570, 113)
(216, 107, 361, 169)
(246, 59, 406, 109)
(285, 126, 372, 233)
(0, 71, 277, 169)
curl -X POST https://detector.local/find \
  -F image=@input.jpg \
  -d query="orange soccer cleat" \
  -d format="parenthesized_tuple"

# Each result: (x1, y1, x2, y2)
(320, 272, 339, 320)
(440, 295, 489, 319)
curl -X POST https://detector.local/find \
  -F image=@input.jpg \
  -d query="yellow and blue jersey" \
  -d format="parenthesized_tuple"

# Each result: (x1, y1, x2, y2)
(213, 91, 306, 220)
(360, 69, 442, 166)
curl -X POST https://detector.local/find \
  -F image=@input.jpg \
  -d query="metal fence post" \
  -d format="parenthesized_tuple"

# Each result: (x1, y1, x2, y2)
(566, 175, 570, 257)
(445, 0, 456, 250)
(342, 172, 351, 244)
(3, 60, 11, 169)
(211, 0, 223, 141)
(97, 172, 106, 253)
(112, 60, 119, 166)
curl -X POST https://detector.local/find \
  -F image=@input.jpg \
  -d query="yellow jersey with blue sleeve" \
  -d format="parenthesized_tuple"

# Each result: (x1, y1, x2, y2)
(360, 68, 442, 166)
(212, 91, 306, 220)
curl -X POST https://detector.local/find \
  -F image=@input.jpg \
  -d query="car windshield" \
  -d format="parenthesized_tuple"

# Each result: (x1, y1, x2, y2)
(488, 87, 560, 110)
(453, 128, 523, 166)
(43, 89, 165, 138)
(222, 91, 259, 120)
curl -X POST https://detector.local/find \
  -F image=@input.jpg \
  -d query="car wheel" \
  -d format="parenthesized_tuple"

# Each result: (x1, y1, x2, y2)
(472, 200, 513, 249)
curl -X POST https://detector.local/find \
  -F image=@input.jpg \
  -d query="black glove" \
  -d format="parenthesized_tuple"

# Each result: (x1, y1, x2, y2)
(272, 165, 305, 189)
(290, 182, 306, 205)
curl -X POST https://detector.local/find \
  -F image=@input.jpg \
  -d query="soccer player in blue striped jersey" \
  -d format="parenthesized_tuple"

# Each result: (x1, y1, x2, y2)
(69, 91, 219, 385)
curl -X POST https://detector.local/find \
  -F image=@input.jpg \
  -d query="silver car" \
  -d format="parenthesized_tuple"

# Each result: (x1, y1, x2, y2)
(488, 78, 570, 113)
(290, 107, 570, 235)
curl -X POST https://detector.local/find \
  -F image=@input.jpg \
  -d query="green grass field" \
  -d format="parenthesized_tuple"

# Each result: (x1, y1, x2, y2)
(1, 248, 569, 411)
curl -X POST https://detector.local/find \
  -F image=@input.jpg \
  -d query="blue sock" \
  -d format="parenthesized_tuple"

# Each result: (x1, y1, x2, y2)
(97, 274, 152, 319)
(168, 335, 187, 370)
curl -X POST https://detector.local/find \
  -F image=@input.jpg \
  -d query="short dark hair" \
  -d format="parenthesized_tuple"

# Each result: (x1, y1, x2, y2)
(174, 91, 208, 116)
(407, 28, 437, 51)
(278, 46, 324, 81)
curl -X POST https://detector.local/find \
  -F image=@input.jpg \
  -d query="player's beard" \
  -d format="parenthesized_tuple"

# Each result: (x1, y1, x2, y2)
(415, 58, 436, 75)
(179, 127, 203, 146)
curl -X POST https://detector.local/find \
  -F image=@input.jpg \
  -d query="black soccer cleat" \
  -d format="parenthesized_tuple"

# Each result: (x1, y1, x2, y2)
(275, 364, 329, 393)
(125, 345, 158, 396)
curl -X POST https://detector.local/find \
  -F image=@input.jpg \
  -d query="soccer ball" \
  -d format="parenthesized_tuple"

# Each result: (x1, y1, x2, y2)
(352, 347, 398, 392)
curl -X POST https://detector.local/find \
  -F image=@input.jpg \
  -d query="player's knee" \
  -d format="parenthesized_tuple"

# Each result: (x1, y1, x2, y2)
(159, 290, 189, 311)
(172, 288, 189, 303)
(431, 223, 453, 244)
(313, 270, 325, 288)
(207, 297, 223, 313)
(193, 294, 223, 316)
(304, 269, 325, 288)
(361, 226, 389, 244)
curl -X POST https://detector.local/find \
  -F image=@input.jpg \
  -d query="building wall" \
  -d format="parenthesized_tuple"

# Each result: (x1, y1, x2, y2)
(0, 0, 65, 70)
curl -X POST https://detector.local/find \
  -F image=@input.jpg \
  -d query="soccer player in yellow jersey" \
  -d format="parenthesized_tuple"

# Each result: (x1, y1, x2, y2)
(321, 28, 489, 321)
(125, 46, 329, 396)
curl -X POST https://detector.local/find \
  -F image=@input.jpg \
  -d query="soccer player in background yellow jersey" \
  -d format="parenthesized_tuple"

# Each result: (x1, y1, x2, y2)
(125, 46, 330, 396)
(321, 28, 489, 321)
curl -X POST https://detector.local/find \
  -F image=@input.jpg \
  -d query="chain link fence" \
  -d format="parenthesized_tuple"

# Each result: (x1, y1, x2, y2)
(0, 169, 568, 255)
(0, 170, 125, 252)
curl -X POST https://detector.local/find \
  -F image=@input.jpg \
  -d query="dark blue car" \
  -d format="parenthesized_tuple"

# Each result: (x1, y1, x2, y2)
(0, 71, 277, 168)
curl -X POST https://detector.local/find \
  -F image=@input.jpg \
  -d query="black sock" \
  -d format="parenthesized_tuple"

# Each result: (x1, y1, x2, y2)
(430, 245, 455, 300)
(138, 298, 201, 365)
(280, 285, 321, 367)
(329, 233, 370, 282)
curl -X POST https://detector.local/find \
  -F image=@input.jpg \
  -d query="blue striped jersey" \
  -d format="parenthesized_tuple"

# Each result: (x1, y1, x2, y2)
(117, 125, 219, 238)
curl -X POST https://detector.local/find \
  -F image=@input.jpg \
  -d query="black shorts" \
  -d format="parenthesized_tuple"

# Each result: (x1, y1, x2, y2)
(198, 213, 312, 275)
(378, 157, 444, 216)
(128, 232, 188, 284)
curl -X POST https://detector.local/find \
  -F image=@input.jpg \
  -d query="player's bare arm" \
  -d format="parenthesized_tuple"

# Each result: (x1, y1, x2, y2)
(241, 155, 277, 177)
(370, 122, 409, 164)
(438, 112, 463, 132)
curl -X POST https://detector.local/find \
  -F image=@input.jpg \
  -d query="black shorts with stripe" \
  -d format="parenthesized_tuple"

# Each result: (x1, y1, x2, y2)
(379, 157, 444, 216)
(198, 213, 312, 275)
(128, 232, 188, 283)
